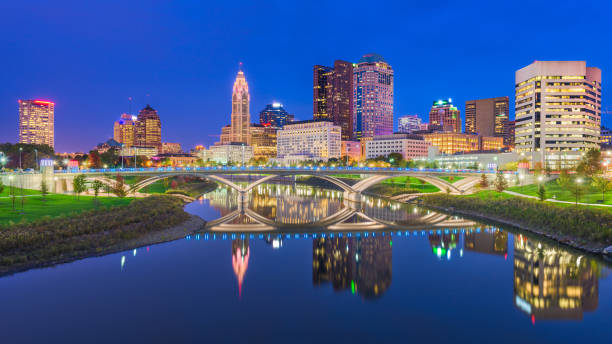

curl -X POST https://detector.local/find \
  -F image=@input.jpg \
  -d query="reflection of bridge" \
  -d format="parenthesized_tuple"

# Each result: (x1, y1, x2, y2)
(205, 199, 477, 231)
(33, 166, 491, 199)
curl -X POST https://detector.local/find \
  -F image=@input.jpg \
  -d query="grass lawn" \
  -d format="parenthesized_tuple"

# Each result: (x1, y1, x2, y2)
(0, 191, 134, 225)
(0, 187, 40, 197)
(508, 180, 612, 205)
(463, 190, 612, 211)
(140, 180, 168, 194)
(439, 176, 464, 183)
(379, 176, 440, 192)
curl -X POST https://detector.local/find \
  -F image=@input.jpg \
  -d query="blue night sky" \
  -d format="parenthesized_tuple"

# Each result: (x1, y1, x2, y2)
(0, 0, 610, 153)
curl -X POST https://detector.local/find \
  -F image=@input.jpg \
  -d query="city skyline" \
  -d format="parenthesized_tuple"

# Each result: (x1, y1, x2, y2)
(1, 1, 610, 153)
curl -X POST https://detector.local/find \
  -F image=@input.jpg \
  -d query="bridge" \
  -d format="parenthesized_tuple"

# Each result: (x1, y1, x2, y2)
(3, 166, 503, 200)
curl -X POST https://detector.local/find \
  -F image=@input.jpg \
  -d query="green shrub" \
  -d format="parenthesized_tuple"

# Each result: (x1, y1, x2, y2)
(421, 194, 612, 244)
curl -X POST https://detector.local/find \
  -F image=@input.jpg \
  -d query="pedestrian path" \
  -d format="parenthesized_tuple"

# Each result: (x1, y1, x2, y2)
(503, 190, 612, 208)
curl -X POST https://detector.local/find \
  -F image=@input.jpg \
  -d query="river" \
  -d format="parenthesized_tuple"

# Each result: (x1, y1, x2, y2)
(0, 183, 611, 343)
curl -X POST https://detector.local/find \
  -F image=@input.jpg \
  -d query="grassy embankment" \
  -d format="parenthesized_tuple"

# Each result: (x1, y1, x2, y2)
(0, 188, 133, 225)
(421, 191, 612, 250)
(508, 179, 612, 205)
(0, 195, 197, 275)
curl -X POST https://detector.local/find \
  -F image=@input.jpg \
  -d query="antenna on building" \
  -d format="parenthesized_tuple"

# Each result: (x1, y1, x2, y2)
(128, 96, 133, 114)
(239, 61, 243, 71)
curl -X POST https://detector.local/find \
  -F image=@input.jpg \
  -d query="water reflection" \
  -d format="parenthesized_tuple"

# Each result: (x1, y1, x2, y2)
(198, 185, 477, 229)
(514, 234, 601, 321)
(232, 239, 250, 298)
(313, 236, 392, 299)
(184, 182, 611, 321)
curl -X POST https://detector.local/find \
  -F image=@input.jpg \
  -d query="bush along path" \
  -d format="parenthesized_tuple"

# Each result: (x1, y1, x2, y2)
(419, 194, 612, 255)
(0, 195, 205, 276)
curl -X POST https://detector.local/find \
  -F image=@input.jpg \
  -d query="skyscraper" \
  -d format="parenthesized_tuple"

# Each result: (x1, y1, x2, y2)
(134, 104, 162, 149)
(259, 102, 294, 129)
(353, 54, 393, 140)
(18, 99, 55, 149)
(465, 96, 509, 138)
(397, 115, 422, 133)
(230, 67, 250, 143)
(113, 113, 136, 147)
(515, 61, 601, 167)
(429, 99, 461, 133)
(313, 60, 354, 140)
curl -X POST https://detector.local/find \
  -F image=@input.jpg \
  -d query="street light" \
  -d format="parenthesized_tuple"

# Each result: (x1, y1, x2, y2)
(19, 147, 23, 170)
(574, 178, 583, 205)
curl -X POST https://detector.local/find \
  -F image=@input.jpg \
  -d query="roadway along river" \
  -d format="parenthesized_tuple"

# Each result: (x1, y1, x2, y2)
(0, 183, 611, 343)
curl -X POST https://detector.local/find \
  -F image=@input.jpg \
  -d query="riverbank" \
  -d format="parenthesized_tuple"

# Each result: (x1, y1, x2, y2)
(418, 193, 612, 255)
(0, 195, 204, 277)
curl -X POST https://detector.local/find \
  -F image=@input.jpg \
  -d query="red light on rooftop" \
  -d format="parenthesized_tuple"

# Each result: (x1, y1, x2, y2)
(33, 100, 54, 105)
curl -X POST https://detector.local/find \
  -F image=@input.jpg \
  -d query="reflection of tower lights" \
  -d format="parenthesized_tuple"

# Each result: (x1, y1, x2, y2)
(232, 239, 250, 299)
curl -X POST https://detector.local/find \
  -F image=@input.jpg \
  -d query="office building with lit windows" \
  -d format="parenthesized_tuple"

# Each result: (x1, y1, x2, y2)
(600, 126, 612, 147)
(259, 103, 294, 129)
(465, 96, 509, 144)
(353, 54, 393, 140)
(515, 61, 601, 168)
(423, 132, 503, 155)
(276, 120, 341, 162)
(365, 133, 430, 160)
(249, 124, 277, 159)
(314, 60, 353, 140)
(113, 113, 136, 147)
(135, 105, 162, 150)
(429, 99, 461, 133)
(398, 115, 422, 134)
(341, 140, 362, 162)
(18, 99, 55, 149)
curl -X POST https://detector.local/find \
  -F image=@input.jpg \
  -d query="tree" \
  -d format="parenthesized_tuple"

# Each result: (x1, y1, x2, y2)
(537, 184, 546, 201)
(0, 179, 4, 194)
(478, 174, 489, 189)
(91, 180, 104, 198)
(72, 174, 87, 200)
(113, 174, 127, 198)
(40, 179, 48, 202)
(576, 148, 602, 177)
(493, 172, 508, 192)
(88, 150, 102, 168)
(591, 175, 612, 203)
(557, 169, 571, 189)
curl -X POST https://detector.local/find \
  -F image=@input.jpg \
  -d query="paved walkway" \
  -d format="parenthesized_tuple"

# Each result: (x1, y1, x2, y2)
(503, 190, 612, 208)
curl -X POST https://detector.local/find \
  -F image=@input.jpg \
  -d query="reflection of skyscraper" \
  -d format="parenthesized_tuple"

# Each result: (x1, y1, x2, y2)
(428, 232, 460, 260)
(313, 236, 392, 299)
(313, 237, 355, 291)
(232, 238, 250, 298)
(513, 236, 599, 321)
(464, 229, 507, 256)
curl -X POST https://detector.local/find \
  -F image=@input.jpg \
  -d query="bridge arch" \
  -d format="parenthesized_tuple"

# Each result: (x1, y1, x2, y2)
(352, 174, 462, 194)
(132, 173, 244, 193)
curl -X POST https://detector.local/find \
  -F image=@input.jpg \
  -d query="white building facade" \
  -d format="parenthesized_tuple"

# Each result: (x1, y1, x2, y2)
(201, 143, 253, 165)
(276, 120, 341, 162)
(365, 133, 431, 160)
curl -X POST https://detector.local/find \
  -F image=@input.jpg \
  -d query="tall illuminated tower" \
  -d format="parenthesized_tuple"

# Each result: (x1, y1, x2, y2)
(230, 66, 250, 143)
(134, 104, 162, 149)
(18, 99, 55, 149)
(313, 60, 353, 140)
(353, 54, 393, 140)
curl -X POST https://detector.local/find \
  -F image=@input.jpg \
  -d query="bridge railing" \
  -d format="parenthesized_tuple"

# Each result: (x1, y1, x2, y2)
(52, 166, 508, 175)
